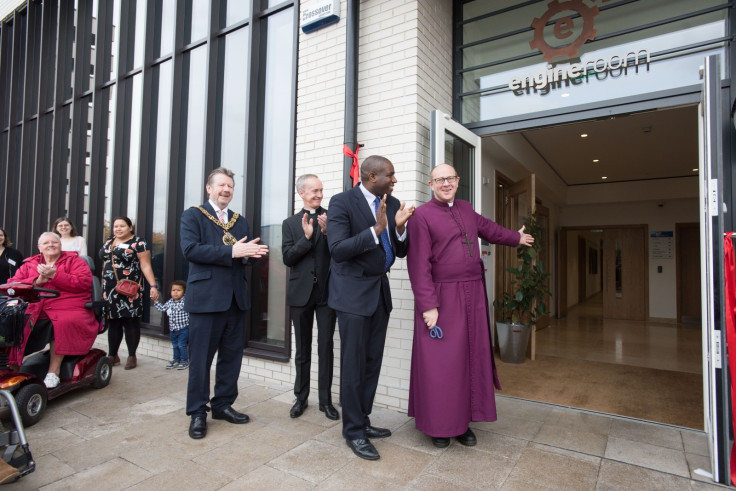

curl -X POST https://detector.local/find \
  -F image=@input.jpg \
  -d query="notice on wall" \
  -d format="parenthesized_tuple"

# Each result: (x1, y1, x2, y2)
(650, 231, 674, 259)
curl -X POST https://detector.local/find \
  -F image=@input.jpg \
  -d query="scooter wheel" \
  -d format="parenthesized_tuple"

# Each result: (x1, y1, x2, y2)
(14, 383, 47, 427)
(93, 356, 113, 389)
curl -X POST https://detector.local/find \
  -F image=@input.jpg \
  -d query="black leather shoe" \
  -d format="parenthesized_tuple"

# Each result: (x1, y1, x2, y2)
(345, 438, 380, 460)
(365, 425, 391, 439)
(290, 400, 308, 418)
(319, 403, 340, 420)
(432, 437, 450, 448)
(189, 416, 207, 439)
(456, 428, 477, 446)
(212, 407, 250, 424)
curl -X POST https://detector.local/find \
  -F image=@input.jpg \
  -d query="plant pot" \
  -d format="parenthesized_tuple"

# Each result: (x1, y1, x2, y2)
(496, 321, 532, 364)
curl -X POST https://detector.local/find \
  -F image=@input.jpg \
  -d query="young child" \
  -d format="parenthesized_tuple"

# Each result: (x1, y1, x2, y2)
(154, 280, 189, 370)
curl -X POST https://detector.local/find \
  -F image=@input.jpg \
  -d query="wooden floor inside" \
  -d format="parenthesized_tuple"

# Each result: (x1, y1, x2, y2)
(495, 294, 704, 429)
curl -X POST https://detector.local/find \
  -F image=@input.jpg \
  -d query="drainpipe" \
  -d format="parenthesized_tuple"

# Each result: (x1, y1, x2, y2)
(343, 0, 359, 191)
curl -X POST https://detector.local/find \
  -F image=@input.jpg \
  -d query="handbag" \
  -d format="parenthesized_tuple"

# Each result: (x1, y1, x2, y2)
(110, 246, 141, 298)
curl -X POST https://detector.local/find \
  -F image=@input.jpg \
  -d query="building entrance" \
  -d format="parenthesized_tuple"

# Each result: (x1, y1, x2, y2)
(483, 105, 704, 429)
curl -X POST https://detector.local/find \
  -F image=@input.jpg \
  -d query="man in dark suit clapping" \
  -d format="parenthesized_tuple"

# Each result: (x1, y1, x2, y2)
(180, 167, 269, 439)
(327, 155, 415, 460)
(282, 174, 339, 421)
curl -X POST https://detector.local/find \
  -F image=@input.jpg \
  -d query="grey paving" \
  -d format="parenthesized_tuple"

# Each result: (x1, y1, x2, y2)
(3, 352, 729, 490)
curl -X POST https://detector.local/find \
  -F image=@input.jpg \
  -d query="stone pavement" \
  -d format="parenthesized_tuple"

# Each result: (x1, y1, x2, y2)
(3, 351, 729, 490)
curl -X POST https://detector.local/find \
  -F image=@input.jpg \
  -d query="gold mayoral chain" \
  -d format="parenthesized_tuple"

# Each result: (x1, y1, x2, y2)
(197, 207, 240, 245)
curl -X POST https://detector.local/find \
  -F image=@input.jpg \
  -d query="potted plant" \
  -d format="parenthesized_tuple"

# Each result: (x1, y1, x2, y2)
(493, 213, 550, 363)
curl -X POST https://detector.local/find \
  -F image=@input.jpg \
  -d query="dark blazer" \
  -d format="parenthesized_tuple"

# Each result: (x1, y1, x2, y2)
(180, 202, 251, 313)
(282, 207, 330, 307)
(327, 184, 408, 316)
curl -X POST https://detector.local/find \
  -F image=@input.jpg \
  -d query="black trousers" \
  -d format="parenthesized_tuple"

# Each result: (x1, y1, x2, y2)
(337, 278, 390, 440)
(186, 298, 245, 417)
(291, 282, 336, 405)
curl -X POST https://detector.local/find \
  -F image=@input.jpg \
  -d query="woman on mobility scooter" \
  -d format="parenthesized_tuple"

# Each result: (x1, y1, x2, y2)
(7, 232, 99, 388)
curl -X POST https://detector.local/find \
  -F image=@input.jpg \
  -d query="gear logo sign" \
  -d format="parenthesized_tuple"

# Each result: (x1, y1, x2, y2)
(530, 0, 599, 62)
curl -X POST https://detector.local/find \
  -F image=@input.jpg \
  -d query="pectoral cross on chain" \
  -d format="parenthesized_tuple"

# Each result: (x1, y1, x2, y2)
(461, 233, 473, 257)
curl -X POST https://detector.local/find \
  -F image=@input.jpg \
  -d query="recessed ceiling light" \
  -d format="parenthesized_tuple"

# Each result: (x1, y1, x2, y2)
(580, 133, 588, 138)
(593, 159, 599, 163)
(561, 93, 570, 98)
(692, 168, 698, 172)
(601, 176, 608, 180)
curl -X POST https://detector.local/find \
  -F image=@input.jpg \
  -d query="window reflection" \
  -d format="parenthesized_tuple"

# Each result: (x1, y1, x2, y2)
(132, 0, 146, 69)
(218, 26, 249, 210)
(250, 8, 294, 347)
(126, 74, 143, 220)
(156, 0, 176, 58)
(183, 46, 207, 208)
(103, 86, 117, 240)
(187, 0, 209, 43)
(443, 132, 473, 203)
(220, 0, 250, 28)
(147, 60, 173, 327)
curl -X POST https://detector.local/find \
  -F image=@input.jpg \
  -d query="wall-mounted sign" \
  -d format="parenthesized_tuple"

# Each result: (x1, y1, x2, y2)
(650, 231, 674, 259)
(509, 0, 650, 97)
(301, 0, 340, 34)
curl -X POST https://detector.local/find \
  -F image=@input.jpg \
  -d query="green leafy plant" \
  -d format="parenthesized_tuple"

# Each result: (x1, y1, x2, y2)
(493, 213, 551, 325)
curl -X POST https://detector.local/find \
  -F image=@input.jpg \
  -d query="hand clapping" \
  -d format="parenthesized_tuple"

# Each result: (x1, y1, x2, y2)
(232, 236, 269, 258)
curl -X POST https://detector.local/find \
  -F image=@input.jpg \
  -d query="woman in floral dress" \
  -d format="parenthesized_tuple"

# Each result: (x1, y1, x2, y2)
(100, 217, 159, 369)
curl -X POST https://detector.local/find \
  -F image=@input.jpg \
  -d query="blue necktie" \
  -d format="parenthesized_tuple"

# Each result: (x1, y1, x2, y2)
(374, 197, 395, 272)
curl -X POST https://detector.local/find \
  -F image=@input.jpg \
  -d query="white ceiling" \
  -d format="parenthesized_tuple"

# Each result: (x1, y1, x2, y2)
(504, 105, 700, 186)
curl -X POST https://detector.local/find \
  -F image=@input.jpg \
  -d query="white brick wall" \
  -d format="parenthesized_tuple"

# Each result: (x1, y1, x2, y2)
(129, 0, 454, 415)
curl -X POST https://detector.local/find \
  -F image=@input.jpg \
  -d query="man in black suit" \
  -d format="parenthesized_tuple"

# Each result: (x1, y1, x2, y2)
(327, 155, 415, 460)
(180, 167, 269, 439)
(282, 174, 339, 421)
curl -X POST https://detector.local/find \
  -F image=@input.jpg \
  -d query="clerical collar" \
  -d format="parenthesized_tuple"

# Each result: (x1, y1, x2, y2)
(303, 208, 317, 214)
(448, 202, 454, 207)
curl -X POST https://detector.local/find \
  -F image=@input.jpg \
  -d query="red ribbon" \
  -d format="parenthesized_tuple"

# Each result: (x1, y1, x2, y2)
(724, 234, 736, 485)
(343, 143, 360, 187)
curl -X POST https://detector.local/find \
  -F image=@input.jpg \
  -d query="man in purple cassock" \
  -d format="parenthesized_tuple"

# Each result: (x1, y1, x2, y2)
(406, 164, 534, 448)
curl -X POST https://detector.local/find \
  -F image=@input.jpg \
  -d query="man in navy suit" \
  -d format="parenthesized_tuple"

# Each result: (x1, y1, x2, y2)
(282, 174, 338, 421)
(327, 155, 415, 460)
(180, 167, 269, 439)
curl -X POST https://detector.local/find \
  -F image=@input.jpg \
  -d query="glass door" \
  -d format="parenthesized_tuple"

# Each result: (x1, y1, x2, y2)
(698, 53, 729, 485)
(430, 110, 481, 212)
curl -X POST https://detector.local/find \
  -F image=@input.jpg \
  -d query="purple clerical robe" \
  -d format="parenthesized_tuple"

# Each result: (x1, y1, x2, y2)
(406, 197, 520, 437)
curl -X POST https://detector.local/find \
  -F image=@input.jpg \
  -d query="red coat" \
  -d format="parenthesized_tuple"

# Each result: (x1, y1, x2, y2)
(8, 252, 100, 364)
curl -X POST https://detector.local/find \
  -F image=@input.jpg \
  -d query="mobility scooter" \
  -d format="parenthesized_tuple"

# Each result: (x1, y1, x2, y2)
(0, 256, 113, 428)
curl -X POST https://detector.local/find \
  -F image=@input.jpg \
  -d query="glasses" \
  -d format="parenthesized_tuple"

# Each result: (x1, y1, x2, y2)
(432, 176, 458, 184)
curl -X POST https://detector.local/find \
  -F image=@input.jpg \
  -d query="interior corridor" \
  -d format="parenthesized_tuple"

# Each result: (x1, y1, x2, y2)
(495, 294, 704, 429)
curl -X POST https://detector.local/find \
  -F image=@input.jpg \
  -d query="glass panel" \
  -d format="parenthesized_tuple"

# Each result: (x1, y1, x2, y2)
(109, 0, 121, 81)
(61, 104, 72, 215)
(102, 86, 117, 241)
(221, 0, 250, 28)
(187, 0, 209, 44)
(460, 0, 729, 124)
(147, 60, 173, 327)
(0, 22, 12, 128)
(59, 5, 74, 100)
(10, 12, 27, 120)
(133, 0, 146, 69)
(217, 26, 249, 209)
(79, 2, 94, 93)
(125, 74, 143, 220)
(155, 0, 176, 58)
(442, 132, 473, 203)
(24, 3, 41, 116)
(39, 3, 58, 110)
(251, 7, 294, 347)
(0, 133, 6, 220)
(81, 95, 93, 239)
(183, 46, 207, 208)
